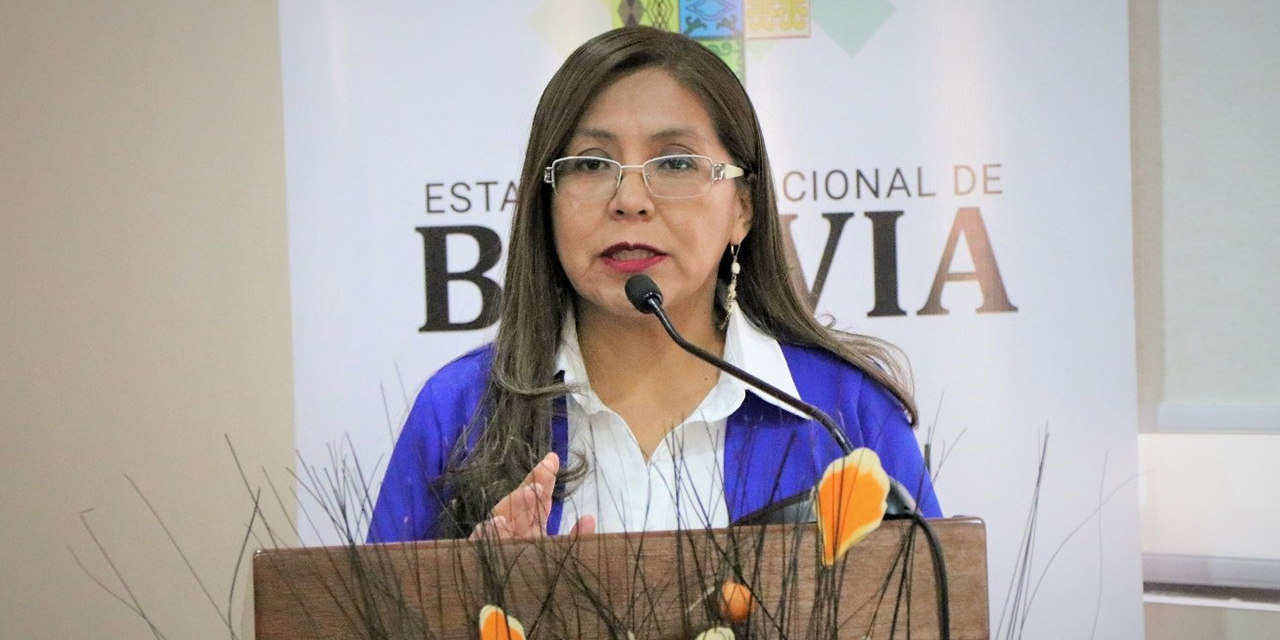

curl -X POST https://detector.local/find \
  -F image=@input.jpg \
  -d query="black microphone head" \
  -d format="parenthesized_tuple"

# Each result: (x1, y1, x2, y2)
(624, 275, 662, 314)
(884, 478, 919, 518)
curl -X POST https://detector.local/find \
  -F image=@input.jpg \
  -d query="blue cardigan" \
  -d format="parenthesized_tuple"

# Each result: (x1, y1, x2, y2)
(368, 342, 942, 542)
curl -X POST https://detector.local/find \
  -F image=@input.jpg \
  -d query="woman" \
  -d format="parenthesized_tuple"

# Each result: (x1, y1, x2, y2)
(368, 27, 941, 543)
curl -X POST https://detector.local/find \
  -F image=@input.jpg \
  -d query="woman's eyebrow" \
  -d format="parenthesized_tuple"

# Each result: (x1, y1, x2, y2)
(572, 127, 616, 141)
(570, 126, 705, 143)
(649, 127, 701, 142)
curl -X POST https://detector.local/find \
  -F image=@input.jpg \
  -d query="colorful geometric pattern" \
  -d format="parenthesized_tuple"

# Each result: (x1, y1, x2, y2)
(608, 0, 826, 80)
(681, 0, 742, 39)
(565, 0, 892, 80)
(745, 0, 810, 38)
(617, 0, 678, 32)
(698, 37, 745, 77)
(612, 0, 754, 79)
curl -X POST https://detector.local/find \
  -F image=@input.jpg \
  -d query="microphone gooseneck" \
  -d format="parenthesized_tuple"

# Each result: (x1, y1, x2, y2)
(623, 274, 854, 454)
(623, 275, 948, 639)
(623, 274, 923, 516)
(624, 275, 947, 640)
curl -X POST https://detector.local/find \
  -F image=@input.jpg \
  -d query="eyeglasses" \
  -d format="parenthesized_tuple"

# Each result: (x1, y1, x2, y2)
(543, 154, 745, 200)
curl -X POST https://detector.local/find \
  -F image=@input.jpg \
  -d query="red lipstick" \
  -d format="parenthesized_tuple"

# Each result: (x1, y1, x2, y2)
(600, 242, 667, 274)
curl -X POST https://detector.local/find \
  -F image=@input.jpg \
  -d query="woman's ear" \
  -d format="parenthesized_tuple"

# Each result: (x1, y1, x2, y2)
(732, 189, 753, 244)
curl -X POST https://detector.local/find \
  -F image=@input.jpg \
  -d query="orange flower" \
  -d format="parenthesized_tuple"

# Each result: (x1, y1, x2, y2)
(814, 447, 890, 565)
(478, 605, 526, 640)
(719, 581, 755, 622)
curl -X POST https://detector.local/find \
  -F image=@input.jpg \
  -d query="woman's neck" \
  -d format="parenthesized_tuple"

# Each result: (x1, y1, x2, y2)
(576, 298, 723, 374)
(573, 298, 725, 448)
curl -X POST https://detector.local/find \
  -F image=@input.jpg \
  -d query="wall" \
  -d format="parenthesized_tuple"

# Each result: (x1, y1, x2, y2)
(1145, 603, 1280, 640)
(0, 1, 294, 639)
(1132, 0, 1280, 561)
(1154, 0, 1280, 406)
(1132, 0, 1280, 635)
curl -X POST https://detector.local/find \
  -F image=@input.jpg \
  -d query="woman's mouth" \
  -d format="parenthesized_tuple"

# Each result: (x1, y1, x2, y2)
(600, 243, 667, 273)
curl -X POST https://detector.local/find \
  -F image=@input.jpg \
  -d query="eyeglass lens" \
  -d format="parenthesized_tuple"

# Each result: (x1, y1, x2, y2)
(552, 155, 715, 199)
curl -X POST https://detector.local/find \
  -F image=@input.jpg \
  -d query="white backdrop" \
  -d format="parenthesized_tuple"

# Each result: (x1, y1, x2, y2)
(280, 1, 1141, 637)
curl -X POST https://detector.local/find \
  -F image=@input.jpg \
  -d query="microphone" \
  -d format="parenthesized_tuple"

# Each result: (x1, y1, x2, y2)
(626, 274, 853, 451)
(626, 275, 953, 640)
(623, 274, 917, 522)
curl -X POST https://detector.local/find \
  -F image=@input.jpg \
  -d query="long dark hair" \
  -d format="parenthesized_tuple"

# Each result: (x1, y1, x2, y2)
(442, 26, 917, 532)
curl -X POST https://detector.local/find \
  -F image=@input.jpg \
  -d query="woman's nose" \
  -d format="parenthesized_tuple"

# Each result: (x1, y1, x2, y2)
(610, 167, 653, 217)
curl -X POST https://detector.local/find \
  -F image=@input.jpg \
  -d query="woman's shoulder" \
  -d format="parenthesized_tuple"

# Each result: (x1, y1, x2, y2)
(776, 341, 938, 517)
(409, 343, 495, 423)
(776, 341, 905, 421)
(777, 341, 868, 387)
(424, 343, 494, 390)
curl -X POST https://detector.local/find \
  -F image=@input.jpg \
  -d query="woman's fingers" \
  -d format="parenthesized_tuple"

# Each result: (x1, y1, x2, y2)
(570, 514, 593, 535)
(530, 453, 558, 530)
(488, 485, 519, 524)
(513, 453, 557, 536)
(514, 482, 547, 537)
(484, 453, 560, 539)
(469, 515, 512, 541)
(529, 452, 559, 490)
(491, 483, 538, 536)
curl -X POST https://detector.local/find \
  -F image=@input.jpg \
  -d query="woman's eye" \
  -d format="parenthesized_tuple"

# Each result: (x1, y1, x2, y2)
(569, 158, 610, 173)
(657, 156, 698, 172)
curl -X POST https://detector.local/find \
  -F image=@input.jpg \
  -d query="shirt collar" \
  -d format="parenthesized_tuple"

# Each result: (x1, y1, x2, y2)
(555, 307, 808, 420)
(555, 309, 606, 415)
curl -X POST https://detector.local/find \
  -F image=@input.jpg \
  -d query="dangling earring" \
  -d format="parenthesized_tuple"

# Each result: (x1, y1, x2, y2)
(722, 244, 741, 329)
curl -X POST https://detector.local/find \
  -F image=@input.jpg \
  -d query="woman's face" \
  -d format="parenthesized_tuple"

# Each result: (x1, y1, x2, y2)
(552, 68, 751, 324)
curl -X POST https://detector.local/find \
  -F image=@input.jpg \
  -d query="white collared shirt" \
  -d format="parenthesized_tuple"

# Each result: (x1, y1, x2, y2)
(555, 308, 808, 533)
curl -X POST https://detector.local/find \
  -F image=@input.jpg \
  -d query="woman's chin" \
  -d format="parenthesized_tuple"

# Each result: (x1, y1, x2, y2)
(574, 292, 649, 323)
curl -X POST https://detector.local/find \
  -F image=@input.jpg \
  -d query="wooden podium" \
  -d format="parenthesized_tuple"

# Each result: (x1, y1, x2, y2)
(254, 517, 988, 640)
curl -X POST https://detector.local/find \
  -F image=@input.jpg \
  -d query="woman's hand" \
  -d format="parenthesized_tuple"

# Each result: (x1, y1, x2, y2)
(469, 452, 596, 540)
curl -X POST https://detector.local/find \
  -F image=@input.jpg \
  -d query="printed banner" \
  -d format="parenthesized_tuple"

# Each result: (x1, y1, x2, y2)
(280, 1, 1140, 637)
